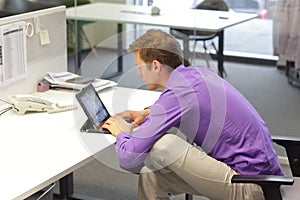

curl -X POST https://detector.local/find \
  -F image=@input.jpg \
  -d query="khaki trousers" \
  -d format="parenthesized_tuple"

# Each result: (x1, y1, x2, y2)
(138, 133, 264, 200)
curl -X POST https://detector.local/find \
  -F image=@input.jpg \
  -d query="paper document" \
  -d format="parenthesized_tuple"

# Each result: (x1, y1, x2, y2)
(0, 21, 27, 86)
(44, 72, 117, 91)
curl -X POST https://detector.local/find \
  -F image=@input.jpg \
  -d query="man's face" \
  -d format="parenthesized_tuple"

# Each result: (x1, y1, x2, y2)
(135, 52, 159, 90)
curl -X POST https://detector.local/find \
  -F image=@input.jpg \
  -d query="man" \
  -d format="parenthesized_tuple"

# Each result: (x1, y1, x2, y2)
(102, 29, 283, 200)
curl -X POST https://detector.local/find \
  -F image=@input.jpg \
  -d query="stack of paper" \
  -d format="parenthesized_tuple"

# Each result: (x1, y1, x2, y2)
(44, 72, 117, 91)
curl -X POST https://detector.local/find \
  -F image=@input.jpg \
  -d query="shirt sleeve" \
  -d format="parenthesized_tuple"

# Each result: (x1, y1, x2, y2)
(115, 90, 182, 170)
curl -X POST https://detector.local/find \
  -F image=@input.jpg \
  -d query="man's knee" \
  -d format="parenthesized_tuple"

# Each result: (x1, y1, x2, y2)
(146, 133, 191, 169)
(140, 166, 152, 174)
(151, 133, 179, 153)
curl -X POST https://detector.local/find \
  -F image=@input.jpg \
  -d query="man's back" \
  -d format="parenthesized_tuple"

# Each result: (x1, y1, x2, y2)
(164, 65, 283, 175)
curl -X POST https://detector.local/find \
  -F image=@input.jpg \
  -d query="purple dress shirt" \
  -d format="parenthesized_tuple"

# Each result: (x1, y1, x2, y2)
(116, 64, 283, 176)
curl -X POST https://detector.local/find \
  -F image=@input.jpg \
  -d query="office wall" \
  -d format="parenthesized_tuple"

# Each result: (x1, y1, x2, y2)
(0, 6, 67, 96)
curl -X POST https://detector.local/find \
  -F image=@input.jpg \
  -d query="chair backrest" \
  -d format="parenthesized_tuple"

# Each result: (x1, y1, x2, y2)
(170, 0, 229, 37)
(195, 0, 229, 11)
(192, 0, 229, 36)
(273, 136, 300, 177)
(231, 136, 300, 200)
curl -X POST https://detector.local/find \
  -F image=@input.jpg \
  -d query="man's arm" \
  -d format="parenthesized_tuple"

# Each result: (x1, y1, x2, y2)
(117, 108, 150, 127)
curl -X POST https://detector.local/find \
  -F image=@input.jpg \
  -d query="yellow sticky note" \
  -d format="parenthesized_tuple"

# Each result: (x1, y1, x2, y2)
(40, 29, 50, 45)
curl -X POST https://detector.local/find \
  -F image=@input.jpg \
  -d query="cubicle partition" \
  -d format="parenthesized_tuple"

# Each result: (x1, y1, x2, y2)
(0, 6, 67, 96)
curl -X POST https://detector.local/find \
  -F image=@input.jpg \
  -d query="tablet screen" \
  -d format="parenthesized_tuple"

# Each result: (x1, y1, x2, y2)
(76, 84, 110, 128)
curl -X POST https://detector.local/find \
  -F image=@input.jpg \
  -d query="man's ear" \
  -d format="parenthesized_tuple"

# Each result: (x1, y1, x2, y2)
(152, 60, 162, 73)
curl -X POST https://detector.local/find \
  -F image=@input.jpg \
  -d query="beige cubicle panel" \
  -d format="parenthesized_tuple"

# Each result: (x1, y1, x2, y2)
(0, 6, 67, 96)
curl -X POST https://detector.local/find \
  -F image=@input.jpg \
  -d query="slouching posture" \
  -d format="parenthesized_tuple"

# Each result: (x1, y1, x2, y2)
(102, 29, 283, 200)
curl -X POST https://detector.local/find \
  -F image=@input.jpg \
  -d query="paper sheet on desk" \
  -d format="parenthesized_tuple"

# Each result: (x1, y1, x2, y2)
(44, 72, 117, 91)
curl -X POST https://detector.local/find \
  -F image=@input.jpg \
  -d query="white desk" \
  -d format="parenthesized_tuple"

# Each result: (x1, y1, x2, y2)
(0, 87, 160, 200)
(66, 2, 257, 77)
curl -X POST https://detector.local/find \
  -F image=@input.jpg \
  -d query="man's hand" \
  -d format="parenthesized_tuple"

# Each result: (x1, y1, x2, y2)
(117, 109, 150, 127)
(102, 115, 133, 137)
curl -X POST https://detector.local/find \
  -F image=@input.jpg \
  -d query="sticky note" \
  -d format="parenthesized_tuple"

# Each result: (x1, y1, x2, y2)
(40, 29, 50, 45)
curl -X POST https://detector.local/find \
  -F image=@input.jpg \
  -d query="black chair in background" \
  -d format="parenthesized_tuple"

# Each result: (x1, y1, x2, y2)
(170, 0, 229, 69)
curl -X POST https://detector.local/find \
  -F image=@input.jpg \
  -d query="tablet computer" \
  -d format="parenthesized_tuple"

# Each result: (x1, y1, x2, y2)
(76, 83, 111, 134)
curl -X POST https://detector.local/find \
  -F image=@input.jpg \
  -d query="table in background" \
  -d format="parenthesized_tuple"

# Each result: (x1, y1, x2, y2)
(66, 2, 257, 77)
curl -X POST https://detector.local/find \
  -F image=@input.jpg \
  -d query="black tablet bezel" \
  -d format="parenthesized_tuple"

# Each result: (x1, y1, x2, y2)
(76, 83, 111, 131)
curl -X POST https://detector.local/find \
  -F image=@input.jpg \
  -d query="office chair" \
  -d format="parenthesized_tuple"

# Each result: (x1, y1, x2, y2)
(232, 135, 300, 200)
(170, 0, 229, 68)
(186, 135, 300, 200)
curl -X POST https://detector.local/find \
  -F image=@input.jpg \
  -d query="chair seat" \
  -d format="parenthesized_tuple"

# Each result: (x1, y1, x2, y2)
(281, 177, 300, 199)
(170, 29, 217, 40)
(188, 33, 218, 41)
